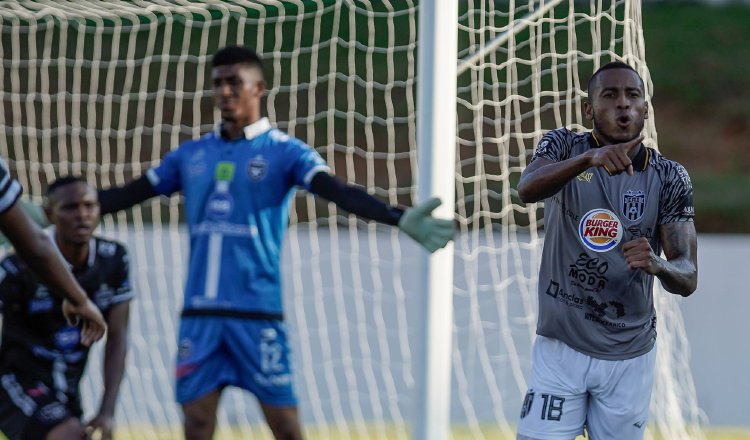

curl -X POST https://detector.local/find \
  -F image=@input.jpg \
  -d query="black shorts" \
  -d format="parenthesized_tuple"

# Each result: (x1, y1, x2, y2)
(0, 371, 80, 440)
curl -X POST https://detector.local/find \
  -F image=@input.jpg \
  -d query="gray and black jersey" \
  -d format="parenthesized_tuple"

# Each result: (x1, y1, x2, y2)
(532, 128, 694, 360)
(0, 235, 131, 404)
(0, 156, 21, 214)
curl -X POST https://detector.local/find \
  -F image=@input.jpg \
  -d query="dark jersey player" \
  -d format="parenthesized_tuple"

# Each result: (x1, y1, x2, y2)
(515, 62, 697, 439)
(0, 177, 131, 440)
(0, 158, 106, 346)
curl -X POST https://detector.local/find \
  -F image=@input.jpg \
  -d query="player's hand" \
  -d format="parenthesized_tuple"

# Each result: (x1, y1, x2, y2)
(62, 298, 107, 346)
(623, 237, 661, 274)
(398, 197, 454, 252)
(588, 135, 644, 176)
(86, 412, 114, 440)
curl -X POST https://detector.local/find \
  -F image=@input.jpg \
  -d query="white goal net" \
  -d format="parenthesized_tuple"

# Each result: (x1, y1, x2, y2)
(0, 1, 704, 439)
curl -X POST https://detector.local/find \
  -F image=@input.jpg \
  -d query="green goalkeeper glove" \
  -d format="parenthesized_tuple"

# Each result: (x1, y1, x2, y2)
(398, 197, 454, 252)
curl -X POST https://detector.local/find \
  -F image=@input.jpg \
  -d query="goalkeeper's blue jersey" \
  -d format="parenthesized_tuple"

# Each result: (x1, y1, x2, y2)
(146, 118, 329, 315)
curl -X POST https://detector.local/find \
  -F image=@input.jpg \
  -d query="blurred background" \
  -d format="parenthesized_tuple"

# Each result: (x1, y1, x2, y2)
(642, 0, 750, 434)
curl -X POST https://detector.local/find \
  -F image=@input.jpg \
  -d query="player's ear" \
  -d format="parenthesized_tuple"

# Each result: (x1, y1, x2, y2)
(583, 98, 593, 121)
(644, 100, 649, 120)
(255, 80, 266, 97)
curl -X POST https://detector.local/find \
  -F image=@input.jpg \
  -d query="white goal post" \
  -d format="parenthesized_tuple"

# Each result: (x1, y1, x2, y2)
(0, 1, 704, 439)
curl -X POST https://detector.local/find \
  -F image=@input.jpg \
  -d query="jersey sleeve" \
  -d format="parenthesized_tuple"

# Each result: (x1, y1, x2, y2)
(659, 162, 695, 224)
(0, 258, 22, 310)
(0, 156, 22, 214)
(145, 147, 183, 196)
(286, 136, 330, 190)
(530, 128, 575, 163)
(110, 245, 133, 305)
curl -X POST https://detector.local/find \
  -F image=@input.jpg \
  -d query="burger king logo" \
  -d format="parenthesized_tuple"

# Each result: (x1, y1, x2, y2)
(578, 209, 623, 252)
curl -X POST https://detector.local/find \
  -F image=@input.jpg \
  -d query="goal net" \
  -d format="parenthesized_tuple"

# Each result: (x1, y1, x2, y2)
(0, 1, 704, 439)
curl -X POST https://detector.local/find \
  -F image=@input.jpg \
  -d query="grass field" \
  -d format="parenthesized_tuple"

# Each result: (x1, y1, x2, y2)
(102, 425, 750, 440)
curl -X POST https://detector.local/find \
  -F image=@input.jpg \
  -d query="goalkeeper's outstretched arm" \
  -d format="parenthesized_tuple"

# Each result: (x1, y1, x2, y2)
(98, 175, 158, 215)
(309, 172, 454, 252)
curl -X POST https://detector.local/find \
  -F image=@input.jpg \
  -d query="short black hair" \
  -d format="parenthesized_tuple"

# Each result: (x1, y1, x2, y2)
(212, 45, 264, 74)
(587, 61, 643, 95)
(46, 175, 88, 197)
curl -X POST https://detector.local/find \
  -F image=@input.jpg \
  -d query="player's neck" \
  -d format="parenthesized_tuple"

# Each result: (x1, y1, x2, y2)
(56, 239, 89, 270)
(222, 114, 262, 140)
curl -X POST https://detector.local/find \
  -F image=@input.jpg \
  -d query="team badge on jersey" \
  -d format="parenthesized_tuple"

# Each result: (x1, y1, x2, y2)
(247, 155, 267, 181)
(622, 189, 646, 222)
(578, 209, 623, 252)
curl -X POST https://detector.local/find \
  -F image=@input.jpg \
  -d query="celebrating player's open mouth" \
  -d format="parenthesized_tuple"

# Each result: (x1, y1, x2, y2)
(617, 114, 632, 128)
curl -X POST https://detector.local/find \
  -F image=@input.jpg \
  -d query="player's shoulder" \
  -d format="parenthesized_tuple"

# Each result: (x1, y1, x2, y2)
(182, 131, 217, 149)
(542, 127, 588, 145)
(647, 148, 692, 186)
(264, 127, 306, 147)
(93, 236, 129, 261)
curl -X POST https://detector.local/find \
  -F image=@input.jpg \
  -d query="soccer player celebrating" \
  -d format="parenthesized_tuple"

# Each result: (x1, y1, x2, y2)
(0, 177, 131, 440)
(515, 62, 698, 439)
(97, 45, 454, 439)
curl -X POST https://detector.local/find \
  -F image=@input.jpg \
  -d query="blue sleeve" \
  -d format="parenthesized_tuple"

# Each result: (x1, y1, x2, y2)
(286, 137, 329, 190)
(146, 148, 183, 196)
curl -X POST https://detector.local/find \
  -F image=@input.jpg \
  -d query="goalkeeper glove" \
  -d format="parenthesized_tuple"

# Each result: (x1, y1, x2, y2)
(398, 197, 454, 252)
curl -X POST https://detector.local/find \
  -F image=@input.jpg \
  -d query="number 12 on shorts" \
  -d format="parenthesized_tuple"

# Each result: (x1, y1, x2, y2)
(520, 391, 565, 421)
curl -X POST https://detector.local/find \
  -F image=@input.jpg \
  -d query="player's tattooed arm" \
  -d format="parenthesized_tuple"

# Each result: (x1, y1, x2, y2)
(623, 222, 697, 296)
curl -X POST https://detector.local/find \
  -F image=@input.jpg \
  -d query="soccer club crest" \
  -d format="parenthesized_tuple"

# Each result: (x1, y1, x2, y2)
(247, 155, 267, 181)
(622, 189, 646, 222)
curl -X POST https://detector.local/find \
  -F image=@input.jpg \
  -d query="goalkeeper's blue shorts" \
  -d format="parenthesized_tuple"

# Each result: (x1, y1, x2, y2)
(174, 315, 296, 406)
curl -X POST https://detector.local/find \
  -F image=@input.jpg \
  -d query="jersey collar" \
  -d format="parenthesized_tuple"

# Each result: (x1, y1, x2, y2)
(214, 118, 272, 141)
(588, 132, 650, 172)
(47, 226, 96, 268)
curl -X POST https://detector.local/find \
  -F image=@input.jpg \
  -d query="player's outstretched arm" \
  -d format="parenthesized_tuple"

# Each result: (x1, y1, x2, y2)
(87, 301, 130, 440)
(98, 175, 158, 215)
(0, 200, 106, 345)
(518, 136, 644, 203)
(309, 172, 454, 252)
(622, 221, 698, 297)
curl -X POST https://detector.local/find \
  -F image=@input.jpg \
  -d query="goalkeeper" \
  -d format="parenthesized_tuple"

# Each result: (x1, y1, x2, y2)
(98, 45, 454, 440)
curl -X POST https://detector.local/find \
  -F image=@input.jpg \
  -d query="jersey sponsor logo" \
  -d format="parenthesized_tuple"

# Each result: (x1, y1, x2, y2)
(29, 298, 54, 313)
(29, 285, 53, 313)
(38, 402, 68, 423)
(576, 171, 593, 182)
(578, 209, 623, 252)
(568, 253, 609, 293)
(545, 280, 585, 310)
(54, 326, 80, 350)
(215, 161, 236, 182)
(247, 155, 267, 181)
(98, 241, 117, 257)
(622, 189, 646, 222)
(206, 192, 234, 220)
